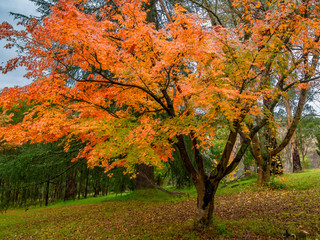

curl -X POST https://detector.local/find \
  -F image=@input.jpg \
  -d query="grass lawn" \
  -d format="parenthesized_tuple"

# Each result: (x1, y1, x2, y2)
(1, 169, 319, 239)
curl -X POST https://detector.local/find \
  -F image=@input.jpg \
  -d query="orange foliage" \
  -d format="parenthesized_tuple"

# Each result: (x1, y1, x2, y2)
(0, 0, 319, 174)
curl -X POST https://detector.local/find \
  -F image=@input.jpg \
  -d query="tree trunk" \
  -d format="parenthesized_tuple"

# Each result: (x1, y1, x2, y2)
(292, 142, 302, 172)
(251, 135, 270, 184)
(265, 124, 283, 176)
(194, 180, 218, 226)
(64, 165, 77, 201)
(84, 168, 89, 198)
(93, 180, 101, 197)
(78, 177, 82, 200)
(302, 155, 306, 170)
(45, 180, 50, 206)
(175, 134, 224, 225)
(136, 164, 154, 189)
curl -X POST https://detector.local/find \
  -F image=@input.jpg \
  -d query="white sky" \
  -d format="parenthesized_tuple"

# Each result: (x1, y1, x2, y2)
(0, 0, 38, 89)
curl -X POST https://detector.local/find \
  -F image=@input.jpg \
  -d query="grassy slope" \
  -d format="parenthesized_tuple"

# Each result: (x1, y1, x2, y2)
(0, 169, 319, 239)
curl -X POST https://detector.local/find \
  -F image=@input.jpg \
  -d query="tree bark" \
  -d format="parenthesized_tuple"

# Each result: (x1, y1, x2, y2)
(84, 168, 89, 198)
(251, 135, 271, 184)
(257, 158, 271, 184)
(283, 97, 302, 172)
(136, 164, 154, 189)
(45, 180, 50, 206)
(175, 134, 218, 225)
(292, 143, 302, 172)
(254, 128, 281, 183)
(194, 180, 218, 226)
(64, 164, 77, 201)
(175, 132, 241, 225)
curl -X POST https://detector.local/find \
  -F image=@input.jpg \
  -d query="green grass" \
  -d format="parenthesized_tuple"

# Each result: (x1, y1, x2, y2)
(1, 168, 320, 239)
(104, 188, 185, 202)
(282, 169, 320, 189)
(12, 188, 185, 212)
(263, 169, 320, 190)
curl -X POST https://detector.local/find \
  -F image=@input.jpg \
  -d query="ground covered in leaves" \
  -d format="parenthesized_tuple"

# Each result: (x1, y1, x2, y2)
(1, 170, 320, 239)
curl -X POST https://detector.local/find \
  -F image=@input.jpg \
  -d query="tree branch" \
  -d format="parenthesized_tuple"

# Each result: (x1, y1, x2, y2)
(189, 0, 224, 27)
(271, 88, 307, 156)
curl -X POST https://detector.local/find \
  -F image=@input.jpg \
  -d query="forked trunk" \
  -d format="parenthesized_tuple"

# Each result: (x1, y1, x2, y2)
(175, 134, 229, 226)
(194, 180, 218, 226)
(252, 135, 270, 184)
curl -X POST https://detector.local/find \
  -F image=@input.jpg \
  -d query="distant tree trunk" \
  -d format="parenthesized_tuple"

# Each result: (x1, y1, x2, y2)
(136, 164, 154, 189)
(64, 164, 77, 201)
(301, 154, 306, 170)
(146, 0, 159, 29)
(283, 97, 302, 172)
(292, 137, 302, 172)
(84, 168, 89, 198)
(45, 180, 50, 206)
(297, 126, 309, 170)
(78, 171, 82, 200)
(93, 180, 101, 197)
(105, 178, 109, 196)
(57, 177, 64, 200)
(240, 137, 251, 177)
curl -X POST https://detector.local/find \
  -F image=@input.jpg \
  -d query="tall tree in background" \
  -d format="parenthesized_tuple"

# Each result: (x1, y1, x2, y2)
(1, 0, 320, 225)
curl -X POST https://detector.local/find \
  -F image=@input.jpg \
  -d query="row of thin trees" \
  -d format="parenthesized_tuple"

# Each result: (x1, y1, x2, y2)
(0, 142, 135, 210)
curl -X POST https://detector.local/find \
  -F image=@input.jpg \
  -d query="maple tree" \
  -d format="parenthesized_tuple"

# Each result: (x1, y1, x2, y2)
(239, 0, 319, 183)
(1, 0, 320, 225)
(190, 0, 319, 181)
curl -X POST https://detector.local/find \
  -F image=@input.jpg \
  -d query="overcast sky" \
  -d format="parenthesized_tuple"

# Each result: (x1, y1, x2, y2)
(0, 0, 38, 90)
